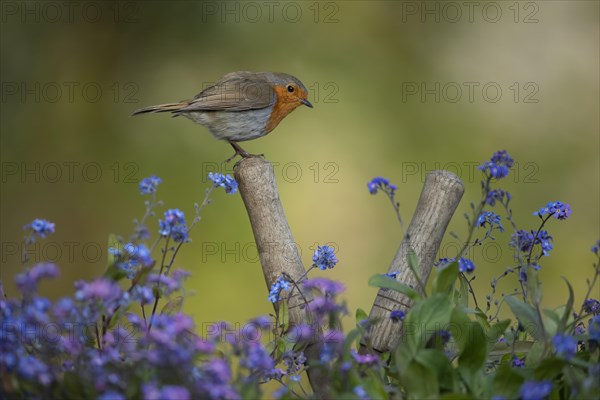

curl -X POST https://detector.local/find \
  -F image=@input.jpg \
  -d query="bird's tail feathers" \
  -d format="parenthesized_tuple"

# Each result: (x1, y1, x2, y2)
(131, 102, 188, 116)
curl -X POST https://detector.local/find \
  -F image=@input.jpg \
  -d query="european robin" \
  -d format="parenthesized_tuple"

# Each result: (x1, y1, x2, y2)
(132, 71, 313, 160)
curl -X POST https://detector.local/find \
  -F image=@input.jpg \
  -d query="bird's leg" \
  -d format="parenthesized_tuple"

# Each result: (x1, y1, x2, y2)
(225, 141, 263, 163)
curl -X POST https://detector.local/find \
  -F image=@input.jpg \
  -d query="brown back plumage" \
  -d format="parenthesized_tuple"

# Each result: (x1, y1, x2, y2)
(132, 71, 277, 116)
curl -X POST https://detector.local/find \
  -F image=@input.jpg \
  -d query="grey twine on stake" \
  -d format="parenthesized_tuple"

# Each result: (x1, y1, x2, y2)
(362, 171, 464, 353)
(233, 156, 330, 398)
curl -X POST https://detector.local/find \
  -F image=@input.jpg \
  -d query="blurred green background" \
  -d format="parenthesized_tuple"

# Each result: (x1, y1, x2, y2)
(1, 1, 598, 331)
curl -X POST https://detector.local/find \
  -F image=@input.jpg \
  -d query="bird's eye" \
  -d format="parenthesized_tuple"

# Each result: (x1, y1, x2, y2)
(286, 85, 295, 93)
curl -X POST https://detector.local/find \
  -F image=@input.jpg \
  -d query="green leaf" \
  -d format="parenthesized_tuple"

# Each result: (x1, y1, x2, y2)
(527, 267, 542, 304)
(543, 309, 560, 335)
(106, 233, 119, 267)
(395, 338, 417, 372)
(488, 319, 511, 343)
(403, 359, 439, 399)
(525, 340, 545, 367)
(404, 293, 453, 351)
(491, 363, 524, 399)
(534, 357, 566, 380)
(106, 305, 129, 330)
(450, 307, 488, 394)
(103, 234, 127, 281)
(160, 296, 183, 316)
(488, 340, 535, 365)
(356, 308, 368, 324)
(343, 327, 363, 356)
(60, 371, 93, 399)
(453, 314, 488, 373)
(368, 274, 422, 301)
(504, 295, 545, 341)
(433, 261, 459, 295)
(456, 273, 470, 307)
(440, 394, 475, 400)
(558, 277, 575, 333)
(416, 348, 459, 392)
(407, 247, 421, 281)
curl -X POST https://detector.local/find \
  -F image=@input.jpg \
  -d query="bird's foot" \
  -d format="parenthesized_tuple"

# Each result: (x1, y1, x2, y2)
(225, 142, 264, 163)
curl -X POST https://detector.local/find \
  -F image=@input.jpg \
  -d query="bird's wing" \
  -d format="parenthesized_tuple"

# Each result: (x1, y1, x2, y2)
(177, 74, 276, 112)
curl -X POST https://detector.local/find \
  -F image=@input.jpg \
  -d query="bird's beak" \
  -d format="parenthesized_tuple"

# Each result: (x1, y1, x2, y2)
(300, 98, 313, 108)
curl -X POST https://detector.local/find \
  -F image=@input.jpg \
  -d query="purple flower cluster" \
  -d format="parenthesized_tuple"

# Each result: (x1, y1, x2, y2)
(592, 240, 600, 255)
(351, 350, 379, 366)
(304, 277, 345, 296)
(282, 351, 306, 381)
(477, 210, 504, 234)
(583, 299, 600, 315)
(486, 189, 512, 207)
(24, 218, 55, 240)
(367, 176, 397, 195)
(519, 380, 552, 400)
(110, 242, 155, 278)
(14, 263, 59, 293)
(1, 261, 282, 398)
(533, 201, 572, 220)
(312, 245, 338, 270)
(552, 333, 577, 360)
(510, 230, 553, 257)
(208, 172, 238, 194)
(390, 310, 406, 322)
(159, 209, 189, 242)
(435, 257, 476, 273)
(478, 150, 514, 179)
(139, 175, 162, 195)
(267, 276, 291, 303)
(511, 355, 525, 368)
(458, 258, 476, 273)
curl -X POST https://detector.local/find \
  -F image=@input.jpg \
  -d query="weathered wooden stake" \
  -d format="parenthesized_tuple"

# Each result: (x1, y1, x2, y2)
(363, 171, 464, 353)
(233, 157, 329, 398)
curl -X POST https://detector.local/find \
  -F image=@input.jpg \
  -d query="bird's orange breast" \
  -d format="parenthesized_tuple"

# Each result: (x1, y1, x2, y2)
(265, 85, 303, 133)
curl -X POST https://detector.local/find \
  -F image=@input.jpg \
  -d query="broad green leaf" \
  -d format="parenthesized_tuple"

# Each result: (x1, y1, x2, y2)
(403, 359, 438, 399)
(404, 293, 453, 351)
(160, 296, 183, 316)
(490, 319, 511, 341)
(106, 305, 130, 330)
(416, 348, 458, 392)
(543, 309, 559, 335)
(103, 234, 127, 281)
(491, 363, 524, 399)
(343, 327, 363, 356)
(106, 233, 119, 267)
(131, 265, 153, 288)
(456, 273, 470, 307)
(364, 368, 390, 399)
(395, 337, 417, 372)
(440, 395, 475, 400)
(489, 340, 536, 365)
(450, 307, 488, 384)
(526, 267, 542, 304)
(407, 247, 421, 281)
(504, 295, 545, 341)
(534, 357, 566, 380)
(525, 340, 545, 367)
(433, 261, 459, 295)
(356, 308, 368, 324)
(543, 309, 560, 325)
(558, 277, 575, 333)
(563, 367, 590, 399)
(368, 274, 422, 301)
(60, 371, 94, 399)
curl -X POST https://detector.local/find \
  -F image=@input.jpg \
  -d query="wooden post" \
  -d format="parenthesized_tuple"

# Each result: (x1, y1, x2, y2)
(363, 171, 464, 353)
(233, 157, 329, 398)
